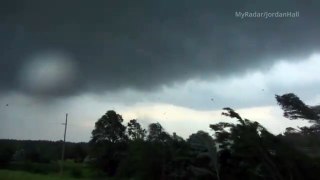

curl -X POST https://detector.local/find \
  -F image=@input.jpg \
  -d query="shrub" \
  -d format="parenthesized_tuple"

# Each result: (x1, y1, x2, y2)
(70, 167, 83, 178)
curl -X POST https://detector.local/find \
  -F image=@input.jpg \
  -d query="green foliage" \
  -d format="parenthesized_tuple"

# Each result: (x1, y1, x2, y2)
(88, 111, 128, 174)
(187, 131, 220, 180)
(147, 122, 171, 143)
(89, 140, 128, 176)
(85, 107, 320, 179)
(68, 144, 87, 163)
(0, 139, 88, 165)
(7, 162, 59, 174)
(91, 110, 128, 143)
(3, 98, 320, 180)
(0, 147, 14, 167)
(127, 119, 146, 140)
(69, 167, 83, 178)
(116, 141, 165, 179)
(210, 107, 320, 180)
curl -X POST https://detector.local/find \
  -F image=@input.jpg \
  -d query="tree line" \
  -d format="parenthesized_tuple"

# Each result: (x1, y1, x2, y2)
(1, 93, 320, 180)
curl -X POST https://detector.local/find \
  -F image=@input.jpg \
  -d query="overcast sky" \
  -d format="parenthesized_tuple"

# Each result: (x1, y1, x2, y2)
(1, 0, 320, 142)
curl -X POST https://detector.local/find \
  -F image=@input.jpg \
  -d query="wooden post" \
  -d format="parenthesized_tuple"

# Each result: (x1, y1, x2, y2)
(60, 113, 68, 175)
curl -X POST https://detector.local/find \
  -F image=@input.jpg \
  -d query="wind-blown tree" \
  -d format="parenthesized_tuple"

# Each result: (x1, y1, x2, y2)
(276, 94, 320, 178)
(91, 110, 127, 144)
(276, 93, 320, 142)
(211, 108, 285, 180)
(299, 124, 320, 135)
(275, 93, 320, 122)
(210, 107, 320, 180)
(281, 126, 320, 154)
(127, 119, 146, 140)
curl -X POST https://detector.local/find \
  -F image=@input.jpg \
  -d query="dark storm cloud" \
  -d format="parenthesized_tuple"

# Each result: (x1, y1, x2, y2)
(1, 0, 320, 96)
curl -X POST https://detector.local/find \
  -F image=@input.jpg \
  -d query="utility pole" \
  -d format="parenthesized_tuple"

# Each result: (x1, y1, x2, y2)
(60, 113, 68, 175)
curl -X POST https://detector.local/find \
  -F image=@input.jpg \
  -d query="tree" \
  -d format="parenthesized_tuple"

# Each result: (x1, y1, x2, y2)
(0, 147, 14, 167)
(211, 108, 285, 180)
(127, 119, 146, 140)
(276, 93, 320, 140)
(147, 122, 171, 143)
(89, 111, 128, 175)
(187, 131, 220, 180)
(275, 93, 319, 122)
(91, 110, 127, 144)
(187, 131, 216, 152)
(299, 124, 320, 135)
(284, 127, 298, 136)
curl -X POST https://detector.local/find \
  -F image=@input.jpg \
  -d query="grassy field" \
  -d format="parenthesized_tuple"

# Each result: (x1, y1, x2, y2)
(0, 160, 109, 180)
(0, 169, 89, 180)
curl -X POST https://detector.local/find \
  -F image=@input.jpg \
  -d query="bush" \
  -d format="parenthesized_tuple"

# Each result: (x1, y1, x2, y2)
(7, 162, 59, 174)
(0, 148, 14, 168)
(70, 167, 83, 178)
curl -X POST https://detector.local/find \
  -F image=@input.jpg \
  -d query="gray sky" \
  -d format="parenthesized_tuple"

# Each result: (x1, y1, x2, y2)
(1, 0, 320, 142)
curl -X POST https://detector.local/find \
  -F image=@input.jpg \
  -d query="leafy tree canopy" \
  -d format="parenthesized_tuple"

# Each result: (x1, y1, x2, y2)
(147, 122, 171, 143)
(91, 110, 127, 144)
(127, 119, 146, 141)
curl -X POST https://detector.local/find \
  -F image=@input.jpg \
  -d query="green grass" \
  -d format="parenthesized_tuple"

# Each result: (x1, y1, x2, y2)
(1, 160, 109, 179)
(0, 169, 87, 180)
